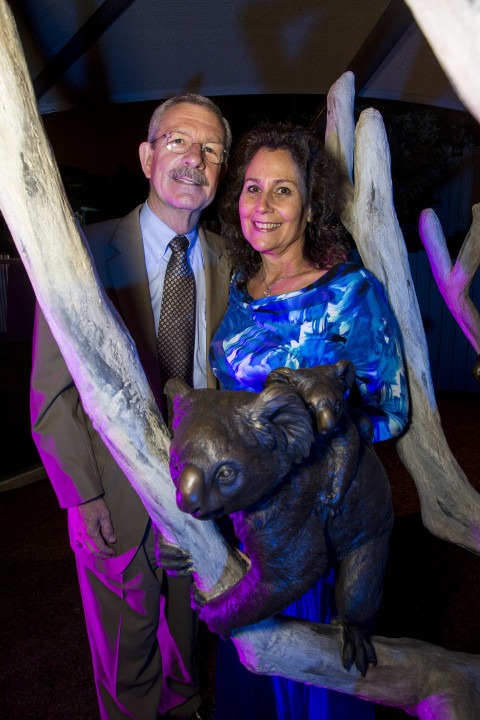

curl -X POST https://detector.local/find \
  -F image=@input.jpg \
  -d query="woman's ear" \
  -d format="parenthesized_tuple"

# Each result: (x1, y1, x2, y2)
(307, 206, 312, 223)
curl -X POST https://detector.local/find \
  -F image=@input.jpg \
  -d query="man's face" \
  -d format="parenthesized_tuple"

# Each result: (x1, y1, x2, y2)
(139, 103, 226, 231)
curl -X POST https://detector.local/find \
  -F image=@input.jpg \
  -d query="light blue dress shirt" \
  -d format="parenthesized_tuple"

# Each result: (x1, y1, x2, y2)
(140, 201, 207, 388)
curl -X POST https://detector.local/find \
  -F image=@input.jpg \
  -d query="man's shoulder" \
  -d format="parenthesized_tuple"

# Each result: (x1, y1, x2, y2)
(84, 205, 142, 245)
(200, 225, 228, 255)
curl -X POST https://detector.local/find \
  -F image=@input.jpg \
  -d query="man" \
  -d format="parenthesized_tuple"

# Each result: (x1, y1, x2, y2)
(30, 94, 232, 720)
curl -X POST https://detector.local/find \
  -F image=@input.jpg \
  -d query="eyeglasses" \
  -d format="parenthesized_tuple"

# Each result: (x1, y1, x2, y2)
(151, 131, 227, 165)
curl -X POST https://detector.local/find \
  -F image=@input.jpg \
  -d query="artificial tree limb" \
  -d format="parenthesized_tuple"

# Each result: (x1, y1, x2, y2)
(325, 71, 480, 555)
(419, 205, 480, 355)
(231, 617, 480, 720)
(2, 1, 480, 715)
(404, 0, 480, 125)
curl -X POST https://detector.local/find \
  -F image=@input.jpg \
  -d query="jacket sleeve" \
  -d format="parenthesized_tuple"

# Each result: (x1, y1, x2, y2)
(30, 304, 105, 508)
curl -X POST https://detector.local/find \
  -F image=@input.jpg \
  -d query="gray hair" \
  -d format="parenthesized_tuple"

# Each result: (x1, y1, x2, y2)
(147, 94, 232, 160)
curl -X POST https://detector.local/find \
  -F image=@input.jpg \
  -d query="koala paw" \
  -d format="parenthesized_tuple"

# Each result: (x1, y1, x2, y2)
(154, 527, 193, 577)
(190, 585, 233, 639)
(190, 582, 210, 610)
(349, 408, 374, 442)
(341, 622, 377, 676)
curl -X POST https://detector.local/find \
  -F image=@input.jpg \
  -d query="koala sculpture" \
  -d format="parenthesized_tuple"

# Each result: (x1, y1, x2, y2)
(165, 360, 393, 676)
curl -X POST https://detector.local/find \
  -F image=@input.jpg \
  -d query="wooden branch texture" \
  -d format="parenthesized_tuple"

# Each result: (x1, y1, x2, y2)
(233, 618, 480, 719)
(325, 72, 480, 557)
(1, 1, 480, 716)
(419, 206, 480, 355)
(405, 0, 480, 125)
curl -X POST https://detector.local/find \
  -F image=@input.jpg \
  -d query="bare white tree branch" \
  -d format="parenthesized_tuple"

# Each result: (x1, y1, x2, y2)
(419, 205, 480, 355)
(325, 72, 480, 557)
(404, 0, 480, 125)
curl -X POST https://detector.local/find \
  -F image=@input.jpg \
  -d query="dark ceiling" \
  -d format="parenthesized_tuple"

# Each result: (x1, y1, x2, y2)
(9, 0, 463, 114)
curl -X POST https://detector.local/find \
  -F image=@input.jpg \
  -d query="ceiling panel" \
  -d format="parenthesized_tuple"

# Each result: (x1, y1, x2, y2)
(8, 0, 463, 114)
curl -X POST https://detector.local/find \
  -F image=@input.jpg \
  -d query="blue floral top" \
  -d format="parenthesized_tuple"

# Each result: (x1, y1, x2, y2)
(210, 263, 409, 442)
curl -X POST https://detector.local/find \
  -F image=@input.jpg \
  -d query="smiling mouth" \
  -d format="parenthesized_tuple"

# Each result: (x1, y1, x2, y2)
(175, 176, 201, 186)
(169, 167, 208, 187)
(252, 221, 281, 230)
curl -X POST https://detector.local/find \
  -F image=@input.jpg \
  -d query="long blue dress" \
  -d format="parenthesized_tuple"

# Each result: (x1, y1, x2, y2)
(210, 262, 409, 720)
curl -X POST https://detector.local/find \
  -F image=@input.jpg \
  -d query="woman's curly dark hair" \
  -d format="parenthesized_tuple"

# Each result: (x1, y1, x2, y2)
(219, 122, 350, 288)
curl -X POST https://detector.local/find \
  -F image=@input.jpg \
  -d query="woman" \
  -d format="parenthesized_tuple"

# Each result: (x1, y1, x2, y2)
(211, 123, 409, 720)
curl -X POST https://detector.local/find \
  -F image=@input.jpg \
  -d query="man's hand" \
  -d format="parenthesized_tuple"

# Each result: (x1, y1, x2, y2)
(69, 497, 117, 558)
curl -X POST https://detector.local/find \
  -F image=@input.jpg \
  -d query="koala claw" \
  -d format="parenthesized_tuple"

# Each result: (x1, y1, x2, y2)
(154, 530, 193, 577)
(191, 585, 233, 640)
(349, 407, 374, 442)
(195, 598, 233, 639)
(341, 622, 377, 677)
(190, 582, 209, 610)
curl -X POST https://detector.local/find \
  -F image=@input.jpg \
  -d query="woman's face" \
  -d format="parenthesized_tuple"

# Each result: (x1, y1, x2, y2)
(239, 148, 310, 259)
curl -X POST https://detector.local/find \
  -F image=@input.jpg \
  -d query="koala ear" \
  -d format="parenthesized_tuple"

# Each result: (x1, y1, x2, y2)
(164, 378, 192, 402)
(265, 366, 297, 388)
(335, 359, 356, 392)
(163, 379, 194, 431)
(250, 384, 314, 463)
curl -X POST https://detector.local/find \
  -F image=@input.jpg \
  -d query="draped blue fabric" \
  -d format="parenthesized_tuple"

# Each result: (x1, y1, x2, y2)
(211, 263, 409, 719)
(210, 263, 408, 442)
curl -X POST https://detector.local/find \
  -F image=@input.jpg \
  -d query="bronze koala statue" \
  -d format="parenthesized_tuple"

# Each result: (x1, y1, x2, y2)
(165, 360, 393, 676)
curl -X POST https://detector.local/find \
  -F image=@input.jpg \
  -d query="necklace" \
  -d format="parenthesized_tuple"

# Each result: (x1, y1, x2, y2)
(262, 259, 305, 297)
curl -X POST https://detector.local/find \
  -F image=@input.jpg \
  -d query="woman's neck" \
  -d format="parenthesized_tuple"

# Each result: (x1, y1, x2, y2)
(245, 253, 328, 300)
(260, 254, 306, 298)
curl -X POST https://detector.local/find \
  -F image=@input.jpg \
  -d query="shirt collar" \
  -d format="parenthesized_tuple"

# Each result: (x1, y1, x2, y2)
(140, 200, 198, 259)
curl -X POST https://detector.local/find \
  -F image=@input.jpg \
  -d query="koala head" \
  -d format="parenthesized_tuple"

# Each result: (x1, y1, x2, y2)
(265, 360, 356, 435)
(164, 379, 314, 520)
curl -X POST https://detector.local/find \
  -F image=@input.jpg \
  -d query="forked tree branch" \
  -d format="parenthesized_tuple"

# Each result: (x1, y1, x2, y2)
(325, 71, 480, 557)
(419, 206, 480, 355)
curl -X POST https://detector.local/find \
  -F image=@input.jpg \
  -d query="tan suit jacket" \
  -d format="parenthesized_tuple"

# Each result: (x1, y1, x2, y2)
(31, 205, 231, 572)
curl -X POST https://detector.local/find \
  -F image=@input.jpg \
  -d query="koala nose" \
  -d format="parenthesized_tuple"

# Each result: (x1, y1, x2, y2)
(315, 405, 335, 435)
(176, 464, 205, 515)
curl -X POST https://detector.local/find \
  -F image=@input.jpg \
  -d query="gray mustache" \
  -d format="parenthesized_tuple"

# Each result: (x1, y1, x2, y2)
(168, 166, 208, 186)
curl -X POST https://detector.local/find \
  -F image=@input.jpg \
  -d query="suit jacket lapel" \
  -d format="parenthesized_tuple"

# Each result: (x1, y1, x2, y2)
(106, 206, 164, 412)
(199, 227, 231, 388)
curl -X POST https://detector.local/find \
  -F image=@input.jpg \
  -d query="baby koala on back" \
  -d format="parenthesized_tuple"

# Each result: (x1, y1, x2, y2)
(265, 360, 373, 514)
(165, 360, 393, 676)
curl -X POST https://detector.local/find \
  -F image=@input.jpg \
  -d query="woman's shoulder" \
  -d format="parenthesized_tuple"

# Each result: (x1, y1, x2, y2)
(314, 261, 377, 290)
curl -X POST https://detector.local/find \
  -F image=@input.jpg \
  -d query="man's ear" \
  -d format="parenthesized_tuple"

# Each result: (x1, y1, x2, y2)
(139, 141, 154, 179)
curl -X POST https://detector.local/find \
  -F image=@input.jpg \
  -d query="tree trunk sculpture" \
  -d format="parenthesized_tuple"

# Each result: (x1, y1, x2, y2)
(1, 1, 479, 717)
(419, 205, 480, 365)
(325, 71, 480, 556)
(404, 0, 480, 126)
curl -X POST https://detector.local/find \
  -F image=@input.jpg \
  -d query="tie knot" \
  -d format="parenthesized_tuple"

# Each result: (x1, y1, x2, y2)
(169, 235, 189, 254)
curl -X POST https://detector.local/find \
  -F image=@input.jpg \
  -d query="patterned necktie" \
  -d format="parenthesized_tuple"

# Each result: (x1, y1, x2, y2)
(157, 235, 196, 389)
